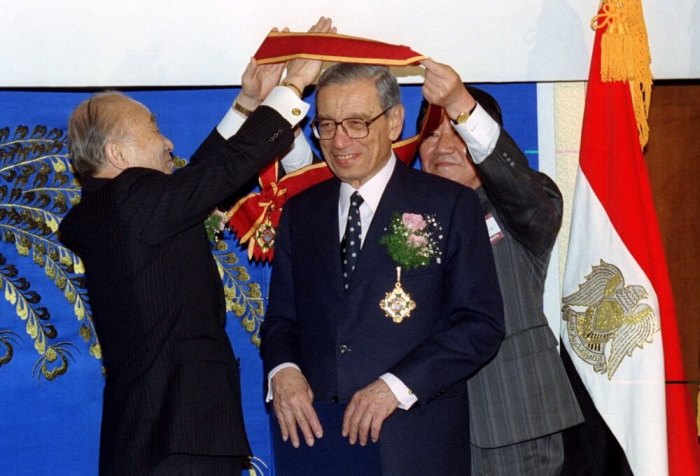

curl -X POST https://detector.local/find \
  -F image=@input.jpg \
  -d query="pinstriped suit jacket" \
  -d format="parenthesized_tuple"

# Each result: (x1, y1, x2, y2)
(59, 106, 295, 474)
(467, 130, 583, 448)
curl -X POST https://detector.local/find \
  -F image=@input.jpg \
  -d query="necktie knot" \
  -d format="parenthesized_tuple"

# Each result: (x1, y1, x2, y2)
(349, 192, 364, 214)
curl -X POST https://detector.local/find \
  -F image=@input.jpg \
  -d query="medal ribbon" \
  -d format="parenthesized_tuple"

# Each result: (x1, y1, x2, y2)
(228, 32, 443, 261)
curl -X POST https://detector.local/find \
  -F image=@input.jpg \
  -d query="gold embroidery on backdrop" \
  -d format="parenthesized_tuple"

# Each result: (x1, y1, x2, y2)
(0, 126, 267, 380)
(562, 260, 659, 380)
(212, 239, 265, 347)
(0, 329, 19, 365)
(247, 455, 270, 476)
(0, 125, 98, 380)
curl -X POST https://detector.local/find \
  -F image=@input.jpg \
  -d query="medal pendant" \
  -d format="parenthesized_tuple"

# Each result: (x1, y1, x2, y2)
(379, 267, 416, 323)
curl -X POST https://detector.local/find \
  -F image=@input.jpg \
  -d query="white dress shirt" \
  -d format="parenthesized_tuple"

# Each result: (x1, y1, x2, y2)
(451, 103, 501, 165)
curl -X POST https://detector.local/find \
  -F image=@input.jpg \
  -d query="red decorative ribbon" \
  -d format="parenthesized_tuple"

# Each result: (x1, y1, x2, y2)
(228, 160, 333, 261)
(228, 32, 441, 262)
(254, 32, 427, 66)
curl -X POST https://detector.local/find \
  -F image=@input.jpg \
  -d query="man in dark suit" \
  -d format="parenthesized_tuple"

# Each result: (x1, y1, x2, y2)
(260, 63, 505, 475)
(418, 58, 583, 475)
(57, 39, 328, 474)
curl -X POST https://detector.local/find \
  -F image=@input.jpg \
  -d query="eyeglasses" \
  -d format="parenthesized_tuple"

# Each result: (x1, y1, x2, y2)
(312, 107, 392, 140)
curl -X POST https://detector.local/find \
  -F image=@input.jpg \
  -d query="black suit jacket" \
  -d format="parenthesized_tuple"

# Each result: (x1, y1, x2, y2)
(59, 106, 294, 475)
(261, 161, 505, 475)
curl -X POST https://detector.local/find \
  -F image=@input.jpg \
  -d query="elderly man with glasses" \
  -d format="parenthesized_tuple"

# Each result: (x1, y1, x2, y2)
(260, 63, 505, 476)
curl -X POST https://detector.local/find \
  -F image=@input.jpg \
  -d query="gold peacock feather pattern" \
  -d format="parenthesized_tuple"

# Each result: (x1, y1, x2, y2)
(212, 239, 265, 348)
(0, 125, 97, 380)
(0, 130, 267, 380)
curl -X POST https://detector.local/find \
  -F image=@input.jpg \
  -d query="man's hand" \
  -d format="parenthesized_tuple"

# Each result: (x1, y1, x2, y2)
(421, 58, 476, 121)
(282, 16, 337, 94)
(342, 379, 399, 446)
(271, 367, 323, 448)
(236, 54, 286, 111)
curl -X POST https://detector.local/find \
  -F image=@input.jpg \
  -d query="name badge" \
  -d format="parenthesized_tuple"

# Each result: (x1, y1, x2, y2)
(485, 213, 504, 244)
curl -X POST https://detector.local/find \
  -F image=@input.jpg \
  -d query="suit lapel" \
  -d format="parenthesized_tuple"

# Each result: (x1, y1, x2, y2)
(350, 164, 409, 287)
(310, 180, 346, 300)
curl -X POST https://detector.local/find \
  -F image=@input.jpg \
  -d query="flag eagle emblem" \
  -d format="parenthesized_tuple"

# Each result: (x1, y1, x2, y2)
(562, 260, 659, 379)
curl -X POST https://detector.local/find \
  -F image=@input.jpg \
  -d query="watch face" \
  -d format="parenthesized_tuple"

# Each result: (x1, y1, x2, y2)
(455, 111, 470, 124)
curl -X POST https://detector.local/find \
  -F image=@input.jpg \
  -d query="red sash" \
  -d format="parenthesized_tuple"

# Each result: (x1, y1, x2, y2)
(228, 32, 442, 261)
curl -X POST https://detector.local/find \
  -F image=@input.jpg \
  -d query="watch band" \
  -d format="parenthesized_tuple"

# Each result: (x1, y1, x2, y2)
(453, 102, 478, 125)
(233, 101, 253, 117)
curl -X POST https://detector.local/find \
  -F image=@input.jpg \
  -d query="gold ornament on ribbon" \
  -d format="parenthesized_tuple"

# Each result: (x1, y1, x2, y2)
(380, 267, 415, 323)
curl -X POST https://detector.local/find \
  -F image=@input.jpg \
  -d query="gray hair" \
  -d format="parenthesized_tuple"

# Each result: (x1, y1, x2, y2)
(68, 91, 128, 178)
(316, 64, 401, 111)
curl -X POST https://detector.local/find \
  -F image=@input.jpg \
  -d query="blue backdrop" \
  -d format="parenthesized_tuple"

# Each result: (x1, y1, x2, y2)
(0, 83, 537, 475)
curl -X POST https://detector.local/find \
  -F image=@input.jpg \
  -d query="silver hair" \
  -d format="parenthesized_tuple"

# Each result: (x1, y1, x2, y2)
(316, 64, 401, 111)
(68, 90, 128, 178)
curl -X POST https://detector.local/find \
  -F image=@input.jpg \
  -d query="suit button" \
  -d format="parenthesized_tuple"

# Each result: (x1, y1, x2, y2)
(331, 396, 339, 403)
(338, 344, 351, 355)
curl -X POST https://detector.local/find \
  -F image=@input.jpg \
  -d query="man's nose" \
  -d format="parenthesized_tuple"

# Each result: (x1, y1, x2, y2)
(436, 132, 460, 154)
(164, 136, 174, 152)
(332, 125, 353, 148)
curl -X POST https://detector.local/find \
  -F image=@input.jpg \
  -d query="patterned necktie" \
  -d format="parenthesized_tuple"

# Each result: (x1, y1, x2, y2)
(341, 191, 364, 290)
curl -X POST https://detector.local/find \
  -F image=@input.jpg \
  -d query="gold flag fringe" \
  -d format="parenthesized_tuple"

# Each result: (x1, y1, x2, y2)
(592, 0, 653, 148)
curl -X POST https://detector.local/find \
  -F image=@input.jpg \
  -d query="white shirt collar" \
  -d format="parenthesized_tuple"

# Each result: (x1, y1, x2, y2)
(339, 153, 396, 216)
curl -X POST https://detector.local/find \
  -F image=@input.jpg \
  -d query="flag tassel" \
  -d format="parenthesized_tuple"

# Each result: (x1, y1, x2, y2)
(593, 0, 652, 147)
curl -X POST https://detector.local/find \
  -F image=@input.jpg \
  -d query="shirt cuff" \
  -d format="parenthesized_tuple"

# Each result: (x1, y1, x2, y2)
(452, 103, 501, 164)
(216, 105, 247, 139)
(266, 362, 301, 402)
(262, 86, 310, 128)
(380, 373, 418, 410)
(280, 133, 313, 173)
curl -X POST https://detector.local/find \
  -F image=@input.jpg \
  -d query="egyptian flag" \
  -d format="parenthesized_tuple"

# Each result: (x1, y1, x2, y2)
(560, 1, 700, 475)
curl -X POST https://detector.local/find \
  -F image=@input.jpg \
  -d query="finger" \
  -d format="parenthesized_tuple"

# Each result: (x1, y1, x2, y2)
(309, 16, 329, 33)
(291, 405, 317, 447)
(241, 57, 258, 85)
(347, 401, 366, 445)
(370, 412, 384, 443)
(301, 404, 323, 439)
(283, 409, 302, 448)
(274, 407, 290, 442)
(242, 57, 257, 75)
(270, 27, 279, 32)
(319, 17, 333, 33)
(282, 26, 290, 33)
(341, 400, 357, 437)
(357, 410, 374, 446)
(420, 57, 435, 69)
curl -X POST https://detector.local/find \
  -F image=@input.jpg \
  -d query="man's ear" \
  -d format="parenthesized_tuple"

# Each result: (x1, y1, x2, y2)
(104, 140, 128, 170)
(388, 105, 405, 142)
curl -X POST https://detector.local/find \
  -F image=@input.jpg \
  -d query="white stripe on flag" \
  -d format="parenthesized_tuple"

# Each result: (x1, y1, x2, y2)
(561, 167, 668, 476)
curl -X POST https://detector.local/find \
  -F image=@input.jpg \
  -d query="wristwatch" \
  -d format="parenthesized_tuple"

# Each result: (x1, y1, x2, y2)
(453, 102, 478, 125)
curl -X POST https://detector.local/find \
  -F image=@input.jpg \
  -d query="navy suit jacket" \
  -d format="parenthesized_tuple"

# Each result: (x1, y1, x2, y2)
(261, 160, 505, 475)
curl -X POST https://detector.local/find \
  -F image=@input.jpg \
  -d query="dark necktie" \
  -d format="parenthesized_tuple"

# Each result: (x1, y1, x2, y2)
(341, 191, 364, 290)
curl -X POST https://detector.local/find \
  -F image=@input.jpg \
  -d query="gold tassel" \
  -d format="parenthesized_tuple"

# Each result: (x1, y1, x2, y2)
(592, 0, 653, 148)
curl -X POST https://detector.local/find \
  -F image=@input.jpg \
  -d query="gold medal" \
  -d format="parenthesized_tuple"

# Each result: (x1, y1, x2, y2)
(379, 267, 416, 323)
